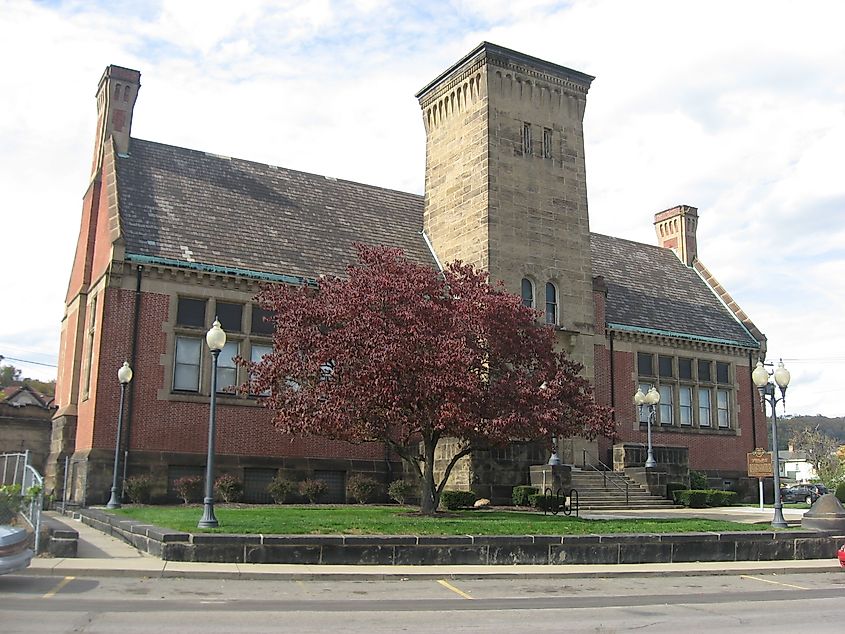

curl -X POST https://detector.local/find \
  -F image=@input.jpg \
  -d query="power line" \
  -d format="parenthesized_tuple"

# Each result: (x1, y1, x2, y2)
(0, 355, 58, 368)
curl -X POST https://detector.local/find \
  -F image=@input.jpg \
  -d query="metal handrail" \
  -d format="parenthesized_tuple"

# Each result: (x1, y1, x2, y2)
(581, 449, 629, 506)
(1, 451, 44, 553)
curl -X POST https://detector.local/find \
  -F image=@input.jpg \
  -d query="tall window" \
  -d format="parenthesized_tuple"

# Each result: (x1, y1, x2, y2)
(679, 386, 692, 426)
(698, 388, 712, 427)
(522, 122, 532, 156)
(543, 127, 553, 159)
(659, 385, 674, 425)
(717, 389, 730, 428)
(216, 341, 239, 392)
(521, 278, 534, 308)
(545, 282, 557, 325)
(174, 336, 202, 391)
(250, 343, 273, 396)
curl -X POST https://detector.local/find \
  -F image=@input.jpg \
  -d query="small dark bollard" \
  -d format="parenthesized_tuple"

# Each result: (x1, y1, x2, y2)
(543, 487, 579, 517)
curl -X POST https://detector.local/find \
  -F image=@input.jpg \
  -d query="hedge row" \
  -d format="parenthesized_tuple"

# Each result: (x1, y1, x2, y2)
(673, 489, 738, 508)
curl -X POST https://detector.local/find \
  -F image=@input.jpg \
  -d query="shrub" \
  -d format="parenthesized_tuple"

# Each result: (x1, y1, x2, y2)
(214, 474, 244, 503)
(528, 493, 561, 512)
(347, 474, 380, 504)
(512, 485, 540, 507)
(674, 489, 709, 508)
(666, 482, 686, 502)
(836, 482, 845, 504)
(387, 479, 414, 505)
(173, 475, 203, 505)
(439, 490, 477, 510)
(267, 475, 295, 504)
(0, 484, 23, 523)
(689, 470, 708, 489)
(299, 479, 328, 504)
(124, 475, 153, 504)
(716, 491, 738, 506)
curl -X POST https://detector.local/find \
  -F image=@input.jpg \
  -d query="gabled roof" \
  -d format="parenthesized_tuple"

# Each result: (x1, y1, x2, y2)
(590, 233, 758, 348)
(116, 139, 432, 281)
(0, 384, 54, 409)
(114, 138, 759, 349)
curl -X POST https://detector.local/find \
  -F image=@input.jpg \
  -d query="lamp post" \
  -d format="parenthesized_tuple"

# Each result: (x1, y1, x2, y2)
(198, 318, 226, 529)
(752, 358, 791, 529)
(634, 386, 660, 468)
(107, 362, 133, 509)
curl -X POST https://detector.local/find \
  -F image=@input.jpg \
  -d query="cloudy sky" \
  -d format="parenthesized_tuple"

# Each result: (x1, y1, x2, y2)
(1, 0, 843, 416)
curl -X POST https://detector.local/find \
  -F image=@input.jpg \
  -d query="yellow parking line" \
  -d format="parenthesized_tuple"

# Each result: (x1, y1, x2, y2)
(43, 576, 75, 599)
(437, 579, 474, 600)
(740, 575, 809, 590)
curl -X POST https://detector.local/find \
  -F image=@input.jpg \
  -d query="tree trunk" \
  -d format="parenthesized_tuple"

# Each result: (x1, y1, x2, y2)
(419, 437, 438, 515)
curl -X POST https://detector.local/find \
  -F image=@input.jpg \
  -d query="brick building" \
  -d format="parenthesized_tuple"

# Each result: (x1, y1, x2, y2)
(48, 43, 767, 505)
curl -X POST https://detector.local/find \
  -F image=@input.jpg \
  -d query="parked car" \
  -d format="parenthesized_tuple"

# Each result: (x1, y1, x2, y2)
(838, 544, 845, 568)
(780, 485, 823, 505)
(0, 525, 33, 575)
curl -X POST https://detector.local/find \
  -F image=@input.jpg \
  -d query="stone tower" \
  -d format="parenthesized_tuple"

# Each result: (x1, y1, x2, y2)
(416, 43, 597, 375)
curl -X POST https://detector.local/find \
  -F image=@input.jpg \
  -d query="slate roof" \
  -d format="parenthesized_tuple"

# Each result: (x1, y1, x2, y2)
(116, 139, 431, 281)
(115, 138, 758, 348)
(590, 233, 758, 347)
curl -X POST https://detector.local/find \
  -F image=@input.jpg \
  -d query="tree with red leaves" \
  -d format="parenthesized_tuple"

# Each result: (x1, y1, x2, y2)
(247, 245, 614, 515)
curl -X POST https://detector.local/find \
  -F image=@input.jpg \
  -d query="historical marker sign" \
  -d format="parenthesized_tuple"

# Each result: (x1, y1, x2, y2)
(747, 448, 773, 478)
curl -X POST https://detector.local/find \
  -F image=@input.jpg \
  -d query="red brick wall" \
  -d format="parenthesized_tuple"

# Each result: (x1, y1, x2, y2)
(89, 287, 384, 460)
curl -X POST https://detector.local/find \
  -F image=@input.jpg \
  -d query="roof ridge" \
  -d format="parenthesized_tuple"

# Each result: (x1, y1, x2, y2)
(128, 137, 424, 200)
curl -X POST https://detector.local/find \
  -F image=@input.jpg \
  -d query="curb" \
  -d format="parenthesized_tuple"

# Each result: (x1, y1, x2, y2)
(25, 557, 843, 581)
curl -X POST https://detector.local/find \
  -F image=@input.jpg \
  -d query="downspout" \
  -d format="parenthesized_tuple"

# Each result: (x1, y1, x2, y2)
(748, 351, 757, 449)
(121, 264, 143, 490)
(609, 330, 616, 419)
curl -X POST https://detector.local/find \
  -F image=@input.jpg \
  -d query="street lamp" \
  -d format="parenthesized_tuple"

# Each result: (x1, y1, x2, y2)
(634, 386, 660, 468)
(107, 362, 133, 509)
(752, 358, 791, 529)
(198, 318, 226, 529)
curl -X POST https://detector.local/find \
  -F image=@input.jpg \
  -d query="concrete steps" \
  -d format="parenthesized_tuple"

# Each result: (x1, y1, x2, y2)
(567, 470, 678, 510)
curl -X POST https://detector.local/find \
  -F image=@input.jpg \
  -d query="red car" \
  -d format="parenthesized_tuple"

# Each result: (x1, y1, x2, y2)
(839, 545, 845, 568)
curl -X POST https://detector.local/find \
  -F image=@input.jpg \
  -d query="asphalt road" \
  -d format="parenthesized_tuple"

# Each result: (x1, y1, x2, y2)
(2, 571, 844, 632)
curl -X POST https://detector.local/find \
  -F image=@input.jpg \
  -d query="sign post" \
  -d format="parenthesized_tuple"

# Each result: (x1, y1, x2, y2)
(747, 448, 774, 511)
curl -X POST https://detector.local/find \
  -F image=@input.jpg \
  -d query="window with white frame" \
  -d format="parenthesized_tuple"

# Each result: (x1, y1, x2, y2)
(216, 341, 239, 393)
(174, 336, 202, 392)
(250, 343, 273, 396)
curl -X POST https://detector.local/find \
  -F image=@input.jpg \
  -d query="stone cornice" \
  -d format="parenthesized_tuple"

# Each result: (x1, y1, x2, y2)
(607, 324, 758, 356)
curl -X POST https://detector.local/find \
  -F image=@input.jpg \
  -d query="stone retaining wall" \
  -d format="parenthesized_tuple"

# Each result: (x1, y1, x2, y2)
(73, 508, 844, 566)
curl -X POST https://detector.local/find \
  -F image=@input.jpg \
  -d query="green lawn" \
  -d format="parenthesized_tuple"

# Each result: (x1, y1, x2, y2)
(110, 504, 774, 535)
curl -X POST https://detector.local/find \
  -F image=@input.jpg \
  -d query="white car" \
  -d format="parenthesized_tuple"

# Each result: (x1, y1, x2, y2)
(0, 525, 33, 575)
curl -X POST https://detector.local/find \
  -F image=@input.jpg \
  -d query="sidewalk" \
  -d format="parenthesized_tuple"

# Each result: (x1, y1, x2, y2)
(25, 508, 842, 581)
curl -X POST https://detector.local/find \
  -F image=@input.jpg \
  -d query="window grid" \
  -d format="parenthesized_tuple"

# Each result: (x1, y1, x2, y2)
(172, 298, 273, 397)
(637, 353, 732, 431)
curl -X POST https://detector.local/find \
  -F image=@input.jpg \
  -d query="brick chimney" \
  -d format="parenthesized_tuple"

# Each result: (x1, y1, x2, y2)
(90, 65, 140, 179)
(654, 204, 698, 266)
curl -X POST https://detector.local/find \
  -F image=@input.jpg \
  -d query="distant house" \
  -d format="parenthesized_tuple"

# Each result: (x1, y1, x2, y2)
(778, 446, 816, 483)
(49, 43, 768, 505)
(1, 384, 56, 474)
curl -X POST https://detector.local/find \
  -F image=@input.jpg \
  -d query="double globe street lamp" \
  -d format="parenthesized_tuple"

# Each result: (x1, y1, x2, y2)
(198, 318, 227, 529)
(107, 362, 133, 509)
(752, 358, 791, 529)
(634, 386, 660, 469)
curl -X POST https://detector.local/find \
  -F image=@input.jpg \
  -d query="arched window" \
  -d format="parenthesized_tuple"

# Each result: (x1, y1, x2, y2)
(545, 282, 558, 325)
(521, 278, 534, 308)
